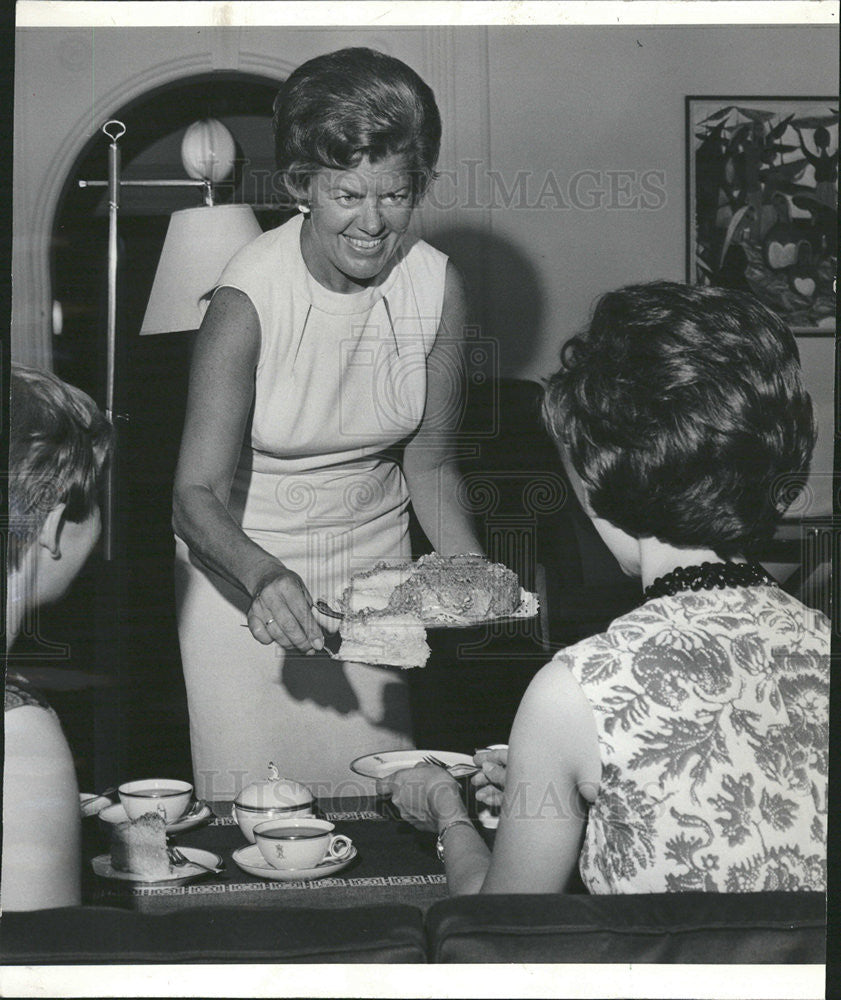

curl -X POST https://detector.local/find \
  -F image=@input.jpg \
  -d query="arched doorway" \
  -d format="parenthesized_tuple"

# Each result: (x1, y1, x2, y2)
(32, 72, 287, 788)
(51, 71, 284, 399)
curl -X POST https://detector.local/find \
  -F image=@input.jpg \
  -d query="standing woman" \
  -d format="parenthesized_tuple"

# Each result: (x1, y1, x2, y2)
(173, 48, 482, 800)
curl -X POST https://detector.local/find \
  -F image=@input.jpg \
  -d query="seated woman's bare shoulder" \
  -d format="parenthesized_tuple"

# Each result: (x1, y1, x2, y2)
(2, 704, 82, 910)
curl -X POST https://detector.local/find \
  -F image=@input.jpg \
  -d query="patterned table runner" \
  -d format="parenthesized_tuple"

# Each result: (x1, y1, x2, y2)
(89, 796, 452, 912)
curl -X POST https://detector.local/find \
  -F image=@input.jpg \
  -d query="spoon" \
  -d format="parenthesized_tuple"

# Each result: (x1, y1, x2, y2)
(179, 798, 208, 821)
(80, 786, 117, 806)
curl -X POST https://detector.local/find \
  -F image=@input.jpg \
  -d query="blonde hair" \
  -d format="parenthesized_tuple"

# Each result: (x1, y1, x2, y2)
(8, 365, 113, 569)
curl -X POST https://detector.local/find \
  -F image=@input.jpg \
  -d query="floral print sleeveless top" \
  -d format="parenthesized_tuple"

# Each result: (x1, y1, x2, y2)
(559, 584, 828, 893)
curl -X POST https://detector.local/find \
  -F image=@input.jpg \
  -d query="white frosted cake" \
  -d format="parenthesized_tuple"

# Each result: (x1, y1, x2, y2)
(111, 812, 171, 879)
(342, 553, 520, 623)
(336, 554, 521, 668)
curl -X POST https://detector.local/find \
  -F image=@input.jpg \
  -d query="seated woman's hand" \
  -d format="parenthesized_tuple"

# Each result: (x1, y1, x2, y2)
(470, 746, 508, 808)
(247, 566, 324, 654)
(380, 763, 467, 833)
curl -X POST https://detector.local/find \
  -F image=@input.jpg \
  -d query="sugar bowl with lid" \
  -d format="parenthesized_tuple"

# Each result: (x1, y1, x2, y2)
(233, 763, 316, 843)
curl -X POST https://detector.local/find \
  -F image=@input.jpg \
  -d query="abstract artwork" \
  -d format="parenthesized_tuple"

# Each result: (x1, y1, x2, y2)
(687, 97, 837, 334)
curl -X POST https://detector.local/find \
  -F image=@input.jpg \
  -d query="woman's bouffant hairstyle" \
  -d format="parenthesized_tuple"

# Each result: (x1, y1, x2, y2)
(8, 365, 113, 569)
(542, 282, 816, 555)
(273, 47, 441, 204)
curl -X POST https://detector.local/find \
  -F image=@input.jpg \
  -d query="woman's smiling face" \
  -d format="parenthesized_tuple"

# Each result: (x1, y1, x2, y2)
(300, 153, 415, 293)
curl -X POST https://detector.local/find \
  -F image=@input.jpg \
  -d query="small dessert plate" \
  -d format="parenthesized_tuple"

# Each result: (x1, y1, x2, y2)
(92, 847, 223, 885)
(350, 749, 474, 780)
(232, 843, 358, 881)
(97, 801, 212, 834)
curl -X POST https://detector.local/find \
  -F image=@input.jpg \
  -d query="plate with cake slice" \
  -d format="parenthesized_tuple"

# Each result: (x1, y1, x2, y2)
(93, 811, 221, 884)
(331, 554, 539, 668)
(92, 846, 223, 885)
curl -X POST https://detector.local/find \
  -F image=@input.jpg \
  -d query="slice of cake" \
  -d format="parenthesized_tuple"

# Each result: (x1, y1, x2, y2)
(337, 610, 431, 668)
(111, 812, 172, 879)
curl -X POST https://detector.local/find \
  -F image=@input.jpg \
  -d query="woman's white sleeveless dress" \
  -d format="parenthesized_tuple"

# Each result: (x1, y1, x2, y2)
(174, 214, 447, 800)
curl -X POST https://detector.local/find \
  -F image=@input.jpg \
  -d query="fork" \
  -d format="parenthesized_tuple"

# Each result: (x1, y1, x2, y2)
(167, 845, 223, 875)
(422, 754, 480, 777)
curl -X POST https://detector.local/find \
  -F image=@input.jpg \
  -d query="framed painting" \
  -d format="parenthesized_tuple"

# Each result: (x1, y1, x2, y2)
(687, 96, 838, 334)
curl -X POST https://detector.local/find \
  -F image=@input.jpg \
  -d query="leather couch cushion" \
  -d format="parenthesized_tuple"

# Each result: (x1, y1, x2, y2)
(0, 903, 427, 964)
(426, 892, 826, 964)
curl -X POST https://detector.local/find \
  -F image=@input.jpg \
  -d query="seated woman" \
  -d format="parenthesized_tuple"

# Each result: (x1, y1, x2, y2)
(385, 281, 828, 895)
(3, 365, 112, 910)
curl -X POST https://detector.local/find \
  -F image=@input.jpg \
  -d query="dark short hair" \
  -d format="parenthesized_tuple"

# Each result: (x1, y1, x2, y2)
(273, 47, 441, 204)
(542, 282, 816, 554)
(8, 365, 113, 569)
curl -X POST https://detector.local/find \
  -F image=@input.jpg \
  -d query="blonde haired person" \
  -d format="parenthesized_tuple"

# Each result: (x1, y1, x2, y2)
(4, 365, 112, 910)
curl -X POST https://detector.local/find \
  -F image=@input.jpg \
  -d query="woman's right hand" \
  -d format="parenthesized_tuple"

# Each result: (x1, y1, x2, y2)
(470, 745, 508, 808)
(246, 566, 325, 654)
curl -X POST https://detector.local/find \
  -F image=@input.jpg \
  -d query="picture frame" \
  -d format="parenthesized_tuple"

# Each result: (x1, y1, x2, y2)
(686, 96, 838, 335)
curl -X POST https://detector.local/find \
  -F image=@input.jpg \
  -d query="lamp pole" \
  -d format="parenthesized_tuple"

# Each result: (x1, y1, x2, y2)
(79, 124, 214, 559)
(103, 120, 124, 561)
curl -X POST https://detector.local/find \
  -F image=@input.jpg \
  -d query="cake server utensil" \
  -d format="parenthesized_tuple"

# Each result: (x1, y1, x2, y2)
(239, 622, 341, 655)
(315, 599, 344, 620)
(239, 597, 343, 626)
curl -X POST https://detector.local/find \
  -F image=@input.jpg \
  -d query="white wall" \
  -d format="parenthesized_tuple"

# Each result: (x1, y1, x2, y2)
(480, 25, 837, 372)
(475, 25, 837, 511)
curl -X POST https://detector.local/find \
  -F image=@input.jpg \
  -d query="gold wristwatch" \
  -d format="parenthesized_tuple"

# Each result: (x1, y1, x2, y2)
(435, 818, 475, 862)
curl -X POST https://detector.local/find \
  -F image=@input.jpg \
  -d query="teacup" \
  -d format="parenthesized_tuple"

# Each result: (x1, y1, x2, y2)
(118, 778, 193, 824)
(254, 817, 353, 870)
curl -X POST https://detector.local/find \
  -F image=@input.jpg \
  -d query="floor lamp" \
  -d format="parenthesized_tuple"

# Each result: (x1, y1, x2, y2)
(78, 118, 262, 559)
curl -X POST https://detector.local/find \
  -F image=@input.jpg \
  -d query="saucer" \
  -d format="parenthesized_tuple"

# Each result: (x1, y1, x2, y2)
(232, 843, 358, 881)
(79, 792, 113, 819)
(92, 847, 223, 885)
(350, 749, 474, 780)
(98, 801, 212, 834)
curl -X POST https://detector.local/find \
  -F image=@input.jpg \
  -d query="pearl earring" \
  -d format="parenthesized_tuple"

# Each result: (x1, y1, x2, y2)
(297, 202, 310, 215)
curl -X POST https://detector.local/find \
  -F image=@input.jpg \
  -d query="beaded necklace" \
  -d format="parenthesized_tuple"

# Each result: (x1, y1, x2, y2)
(643, 561, 777, 601)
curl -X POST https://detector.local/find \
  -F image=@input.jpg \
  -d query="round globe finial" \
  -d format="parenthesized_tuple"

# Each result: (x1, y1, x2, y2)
(180, 118, 236, 182)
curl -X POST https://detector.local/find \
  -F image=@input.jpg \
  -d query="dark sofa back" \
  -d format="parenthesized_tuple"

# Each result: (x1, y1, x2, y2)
(0, 903, 427, 964)
(425, 892, 826, 964)
(0, 893, 825, 965)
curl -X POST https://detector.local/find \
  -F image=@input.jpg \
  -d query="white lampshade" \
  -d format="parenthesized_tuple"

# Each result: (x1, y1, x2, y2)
(140, 204, 261, 335)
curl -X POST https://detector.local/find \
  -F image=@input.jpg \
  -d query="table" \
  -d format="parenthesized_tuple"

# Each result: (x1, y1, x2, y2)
(85, 797, 473, 914)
